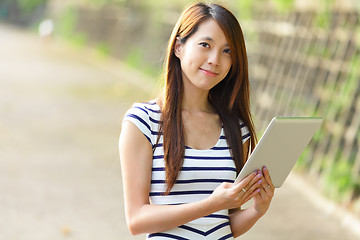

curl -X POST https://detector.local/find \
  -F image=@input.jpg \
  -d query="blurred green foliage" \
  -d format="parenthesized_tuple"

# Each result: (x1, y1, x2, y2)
(96, 42, 111, 56)
(0, 0, 48, 12)
(55, 7, 90, 49)
(125, 48, 143, 71)
(323, 159, 359, 202)
(56, 8, 77, 38)
(315, 0, 333, 29)
(15, 0, 47, 12)
(272, 0, 295, 13)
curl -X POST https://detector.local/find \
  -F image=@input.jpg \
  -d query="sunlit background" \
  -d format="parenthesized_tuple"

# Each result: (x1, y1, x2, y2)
(1, 0, 360, 239)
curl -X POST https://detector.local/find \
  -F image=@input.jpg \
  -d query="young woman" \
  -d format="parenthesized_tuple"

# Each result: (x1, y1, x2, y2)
(119, 2, 275, 239)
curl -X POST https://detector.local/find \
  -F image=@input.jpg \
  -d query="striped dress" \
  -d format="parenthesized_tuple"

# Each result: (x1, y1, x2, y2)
(123, 101, 250, 240)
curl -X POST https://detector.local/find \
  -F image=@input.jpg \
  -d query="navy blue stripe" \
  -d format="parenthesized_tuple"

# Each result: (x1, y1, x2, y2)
(242, 132, 251, 140)
(152, 167, 236, 172)
(178, 222, 230, 236)
(185, 156, 233, 160)
(148, 233, 188, 240)
(144, 105, 161, 113)
(149, 116, 162, 124)
(211, 146, 230, 150)
(143, 135, 151, 144)
(240, 123, 246, 128)
(204, 214, 230, 220)
(126, 113, 161, 135)
(133, 106, 148, 115)
(220, 135, 226, 139)
(178, 225, 205, 236)
(150, 190, 213, 196)
(219, 233, 234, 240)
(207, 221, 230, 235)
(153, 155, 232, 160)
(126, 114, 152, 143)
(180, 167, 237, 172)
(151, 179, 233, 184)
(126, 114, 159, 136)
(144, 101, 157, 105)
(150, 202, 185, 206)
(126, 113, 151, 131)
(152, 143, 163, 149)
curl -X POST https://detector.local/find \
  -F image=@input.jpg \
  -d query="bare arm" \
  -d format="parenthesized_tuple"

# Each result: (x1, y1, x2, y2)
(119, 121, 262, 235)
(227, 139, 262, 236)
(229, 206, 263, 237)
(229, 165, 275, 238)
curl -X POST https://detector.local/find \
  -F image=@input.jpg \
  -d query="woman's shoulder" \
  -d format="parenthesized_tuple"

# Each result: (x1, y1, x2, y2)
(122, 100, 161, 145)
(127, 100, 161, 115)
(123, 99, 162, 126)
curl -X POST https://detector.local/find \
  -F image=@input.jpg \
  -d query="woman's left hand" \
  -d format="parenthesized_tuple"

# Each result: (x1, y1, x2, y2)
(252, 166, 275, 216)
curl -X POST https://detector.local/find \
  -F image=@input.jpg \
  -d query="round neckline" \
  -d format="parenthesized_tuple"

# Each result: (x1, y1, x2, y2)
(150, 100, 224, 151)
(185, 127, 224, 151)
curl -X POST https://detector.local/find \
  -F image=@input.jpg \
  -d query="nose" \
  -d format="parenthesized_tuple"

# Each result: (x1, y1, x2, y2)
(208, 51, 220, 66)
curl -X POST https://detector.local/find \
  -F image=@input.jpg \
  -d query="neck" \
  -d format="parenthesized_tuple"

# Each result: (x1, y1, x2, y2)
(182, 82, 213, 113)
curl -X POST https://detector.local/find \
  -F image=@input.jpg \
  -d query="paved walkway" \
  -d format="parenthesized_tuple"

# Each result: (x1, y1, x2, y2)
(0, 23, 359, 240)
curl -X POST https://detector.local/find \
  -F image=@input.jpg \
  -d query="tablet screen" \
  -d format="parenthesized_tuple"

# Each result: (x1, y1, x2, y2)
(234, 117, 323, 187)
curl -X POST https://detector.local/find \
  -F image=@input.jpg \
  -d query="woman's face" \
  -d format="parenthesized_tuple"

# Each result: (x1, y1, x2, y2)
(175, 18, 232, 92)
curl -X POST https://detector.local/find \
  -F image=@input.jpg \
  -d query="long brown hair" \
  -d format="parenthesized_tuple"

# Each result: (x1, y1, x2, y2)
(158, 2, 257, 193)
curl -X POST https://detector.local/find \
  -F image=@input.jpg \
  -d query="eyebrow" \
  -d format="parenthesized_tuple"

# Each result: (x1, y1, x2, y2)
(200, 37, 229, 47)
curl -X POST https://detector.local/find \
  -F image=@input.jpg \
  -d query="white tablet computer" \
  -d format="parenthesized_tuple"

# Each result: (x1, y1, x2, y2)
(235, 117, 323, 187)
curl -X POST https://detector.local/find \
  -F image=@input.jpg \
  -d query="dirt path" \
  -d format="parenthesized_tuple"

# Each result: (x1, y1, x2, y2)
(0, 24, 149, 240)
(0, 23, 359, 240)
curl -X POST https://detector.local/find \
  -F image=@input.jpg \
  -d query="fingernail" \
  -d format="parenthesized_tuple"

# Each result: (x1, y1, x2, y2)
(257, 189, 261, 193)
(263, 166, 267, 170)
(258, 180, 262, 184)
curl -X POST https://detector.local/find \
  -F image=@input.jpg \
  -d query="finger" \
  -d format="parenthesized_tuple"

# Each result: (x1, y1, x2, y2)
(242, 177, 263, 202)
(259, 177, 273, 195)
(253, 172, 269, 194)
(234, 172, 261, 202)
(240, 172, 263, 198)
(257, 187, 267, 199)
(264, 184, 275, 198)
(260, 179, 270, 192)
(243, 188, 261, 203)
(247, 171, 262, 188)
(262, 166, 275, 189)
(233, 171, 257, 192)
(240, 172, 261, 195)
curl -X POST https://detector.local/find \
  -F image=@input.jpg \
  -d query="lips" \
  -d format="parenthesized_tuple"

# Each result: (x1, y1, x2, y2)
(200, 68, 219, 77)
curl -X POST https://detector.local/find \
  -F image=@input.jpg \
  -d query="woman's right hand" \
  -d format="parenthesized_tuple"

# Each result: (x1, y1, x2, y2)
(209, 171, 263, 210)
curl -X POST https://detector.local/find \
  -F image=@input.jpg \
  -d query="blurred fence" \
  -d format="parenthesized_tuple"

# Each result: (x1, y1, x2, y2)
(244, 9, 360, 213)
(48, 1, 174, 77)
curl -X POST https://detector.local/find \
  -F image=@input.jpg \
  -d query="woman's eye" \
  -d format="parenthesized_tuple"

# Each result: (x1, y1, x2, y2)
(224, 48, 231, 54)
(199, 42, 210, 48)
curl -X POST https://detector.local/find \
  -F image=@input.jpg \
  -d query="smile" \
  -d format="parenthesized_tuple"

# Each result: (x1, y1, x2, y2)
(200, 68, 219, 77)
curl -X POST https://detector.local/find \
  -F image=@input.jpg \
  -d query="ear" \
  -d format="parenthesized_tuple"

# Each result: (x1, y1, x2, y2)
(174, 37, 182, 58)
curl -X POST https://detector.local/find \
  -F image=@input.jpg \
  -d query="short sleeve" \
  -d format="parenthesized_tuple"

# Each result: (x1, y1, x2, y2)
(123, 103, 157, 147)
(239, 120, 251, 143)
